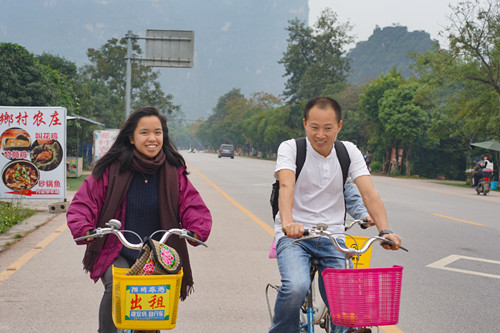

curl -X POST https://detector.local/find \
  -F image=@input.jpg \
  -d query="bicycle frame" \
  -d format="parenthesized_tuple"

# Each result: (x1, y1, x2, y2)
(300, 258, 328, 333)
(266, 262, 329, 333)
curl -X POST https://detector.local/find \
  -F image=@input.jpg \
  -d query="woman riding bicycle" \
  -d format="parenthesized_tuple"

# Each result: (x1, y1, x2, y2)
(67, 106, 212, 333)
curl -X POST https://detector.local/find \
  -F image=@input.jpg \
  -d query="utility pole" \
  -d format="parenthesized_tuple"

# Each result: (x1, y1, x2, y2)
(125, 30, 134, 119)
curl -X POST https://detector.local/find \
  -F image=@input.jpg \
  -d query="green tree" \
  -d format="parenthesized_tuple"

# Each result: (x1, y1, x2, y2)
(279, 8, 353, 104)
(443, 0, 500, 141)
(0, 43, 59, 106)
(36, 52, 96, 159)
(329, 84, 367, 147)
(37, 52, 78, 78)
(445, 0, 500, 98)
(412, 32, 500, 179)
(197, 89, 245, 148)
(378, 83, 429, 175)
(35, 52, 80, 113)
(359, 69, 404, 172)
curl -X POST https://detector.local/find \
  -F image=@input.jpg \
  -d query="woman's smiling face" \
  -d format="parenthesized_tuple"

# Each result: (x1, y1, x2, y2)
(129, 115, 163, 159)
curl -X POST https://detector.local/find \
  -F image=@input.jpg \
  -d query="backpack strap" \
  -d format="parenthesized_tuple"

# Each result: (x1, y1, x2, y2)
(334, 140, 351, 223)
(334, 140, 351, 186)
(270, 137, 307, 220)
(295, 137, 307, 180)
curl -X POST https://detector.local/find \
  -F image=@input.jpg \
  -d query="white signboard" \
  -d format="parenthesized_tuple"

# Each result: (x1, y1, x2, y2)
(0, 106, 66, 199)
(93, 129, 119, 163)
(145, 30, 194, 68)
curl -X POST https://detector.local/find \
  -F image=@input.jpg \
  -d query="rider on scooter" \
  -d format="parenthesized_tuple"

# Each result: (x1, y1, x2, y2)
(473, 154, 494, 186)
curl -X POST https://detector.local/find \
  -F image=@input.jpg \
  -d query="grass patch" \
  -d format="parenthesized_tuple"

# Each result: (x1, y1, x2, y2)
(0, 201, 36, 235)
(67, 175, 89, 191)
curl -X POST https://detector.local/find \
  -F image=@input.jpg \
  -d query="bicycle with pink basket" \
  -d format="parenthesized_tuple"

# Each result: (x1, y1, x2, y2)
(297, 223, 407, 333)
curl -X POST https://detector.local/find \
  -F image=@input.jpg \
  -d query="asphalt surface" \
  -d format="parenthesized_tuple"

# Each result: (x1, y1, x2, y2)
(1, 154, 499, 332)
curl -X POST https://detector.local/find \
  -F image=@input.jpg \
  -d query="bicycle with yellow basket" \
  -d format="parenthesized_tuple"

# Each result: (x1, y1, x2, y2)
(74, 219, 207, 332)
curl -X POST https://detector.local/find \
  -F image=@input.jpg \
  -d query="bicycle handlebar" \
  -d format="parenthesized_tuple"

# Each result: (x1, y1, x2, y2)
(295, 223, 407, 259)
(74, 219, 208, 249)
(344, 219, 375, 231)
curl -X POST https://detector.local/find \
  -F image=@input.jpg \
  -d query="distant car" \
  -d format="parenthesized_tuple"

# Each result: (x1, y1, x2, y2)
(218, 144, 235, 159)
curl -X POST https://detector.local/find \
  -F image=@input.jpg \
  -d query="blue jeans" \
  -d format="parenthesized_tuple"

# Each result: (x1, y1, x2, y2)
(269, 236, 351, 333)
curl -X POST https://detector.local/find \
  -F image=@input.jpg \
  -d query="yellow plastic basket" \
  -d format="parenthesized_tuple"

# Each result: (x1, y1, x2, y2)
(112, 266, 183, 330)
(345, 236, 372, 268)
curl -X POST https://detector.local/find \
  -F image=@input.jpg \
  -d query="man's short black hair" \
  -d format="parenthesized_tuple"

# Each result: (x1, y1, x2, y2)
(304, 97, 342, 123)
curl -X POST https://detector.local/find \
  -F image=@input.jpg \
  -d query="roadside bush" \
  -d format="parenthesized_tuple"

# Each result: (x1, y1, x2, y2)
(370, 161, 382, 173)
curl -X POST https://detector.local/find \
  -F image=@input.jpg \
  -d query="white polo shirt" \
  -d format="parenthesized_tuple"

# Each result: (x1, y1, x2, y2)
(274, 138, 369, 240)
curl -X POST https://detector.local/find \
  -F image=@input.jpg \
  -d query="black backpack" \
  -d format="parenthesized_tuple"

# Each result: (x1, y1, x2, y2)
(270, 137, 351, 220)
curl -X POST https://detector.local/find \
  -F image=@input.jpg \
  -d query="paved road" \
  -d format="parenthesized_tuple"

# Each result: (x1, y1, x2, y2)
(1, 151, 499, 332)
(0, 154, 280, 332)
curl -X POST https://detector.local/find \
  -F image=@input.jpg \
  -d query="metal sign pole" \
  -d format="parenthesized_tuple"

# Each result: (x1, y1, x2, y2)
(125, 30, 133, 119)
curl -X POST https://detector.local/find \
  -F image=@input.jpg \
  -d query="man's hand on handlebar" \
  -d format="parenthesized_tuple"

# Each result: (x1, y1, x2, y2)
(282, 222, 305, 239)
(363, 216, 374, 227)
(380, 233, 402, 251)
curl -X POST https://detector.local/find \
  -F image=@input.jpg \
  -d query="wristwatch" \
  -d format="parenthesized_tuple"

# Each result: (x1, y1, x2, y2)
(378, 230, 393, 237)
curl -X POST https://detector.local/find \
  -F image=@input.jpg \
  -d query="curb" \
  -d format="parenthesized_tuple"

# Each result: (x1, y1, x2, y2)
(0, 210, 56, 252)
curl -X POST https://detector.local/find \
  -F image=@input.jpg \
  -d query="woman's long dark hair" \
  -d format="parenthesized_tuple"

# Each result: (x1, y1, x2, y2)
(92, 106, 186, 179)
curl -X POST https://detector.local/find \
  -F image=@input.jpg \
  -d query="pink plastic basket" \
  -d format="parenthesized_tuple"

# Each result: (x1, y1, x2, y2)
(321, 265, 403, 327)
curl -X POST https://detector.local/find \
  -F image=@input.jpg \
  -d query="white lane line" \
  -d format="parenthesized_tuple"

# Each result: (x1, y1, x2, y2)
(427, 254, 500, 279)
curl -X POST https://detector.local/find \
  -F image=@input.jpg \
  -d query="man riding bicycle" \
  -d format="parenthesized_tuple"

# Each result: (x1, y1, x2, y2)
(269, 97, 402, 333)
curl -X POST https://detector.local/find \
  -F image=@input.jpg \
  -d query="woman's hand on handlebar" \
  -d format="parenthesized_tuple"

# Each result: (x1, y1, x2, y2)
(282, 222, 305, 239)
(83, 229, 96, 242)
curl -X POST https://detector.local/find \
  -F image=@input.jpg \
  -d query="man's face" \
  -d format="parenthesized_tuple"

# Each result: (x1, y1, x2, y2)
(303, 106, 342, 157)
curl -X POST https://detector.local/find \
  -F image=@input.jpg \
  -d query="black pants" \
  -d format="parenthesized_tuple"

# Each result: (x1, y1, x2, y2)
(473, 173, 480, 186)
(98, 255, 130, 333)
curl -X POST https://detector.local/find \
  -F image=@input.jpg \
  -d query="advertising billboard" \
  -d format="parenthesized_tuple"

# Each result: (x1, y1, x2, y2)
(93, 129, 119, 163)
(0, 106, 66, 199)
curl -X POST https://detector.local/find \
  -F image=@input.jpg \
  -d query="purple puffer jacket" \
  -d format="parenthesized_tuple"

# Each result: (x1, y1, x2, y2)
(66, 166, 212, 282)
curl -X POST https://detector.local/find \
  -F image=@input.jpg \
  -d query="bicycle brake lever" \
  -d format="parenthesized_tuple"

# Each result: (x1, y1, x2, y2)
(291, 235, 319, 243)
(183, 230, 208, 247)
(74, 228, 100, 242)
(380, 239, 409, 252)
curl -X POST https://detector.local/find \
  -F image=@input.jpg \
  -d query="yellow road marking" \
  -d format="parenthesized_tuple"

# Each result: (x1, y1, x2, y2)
(0, 222, 67, 285)
(433, 213, 484, 226)
(188, 164, 274, 236)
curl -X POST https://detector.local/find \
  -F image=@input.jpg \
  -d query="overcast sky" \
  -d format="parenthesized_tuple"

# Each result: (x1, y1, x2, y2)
(308, 0, 454, 47)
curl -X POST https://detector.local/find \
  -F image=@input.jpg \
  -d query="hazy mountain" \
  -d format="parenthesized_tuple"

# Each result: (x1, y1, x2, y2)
(347, 25, 435, 85)
(0, 0, 309, 120)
